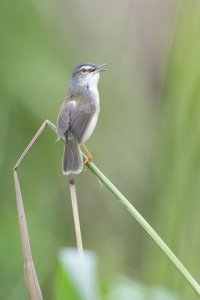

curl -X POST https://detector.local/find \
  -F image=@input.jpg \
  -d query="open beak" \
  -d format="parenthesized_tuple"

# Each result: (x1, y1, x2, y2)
(95, 63, 107, 73)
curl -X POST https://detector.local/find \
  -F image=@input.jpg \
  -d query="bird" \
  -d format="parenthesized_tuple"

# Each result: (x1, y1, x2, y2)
(57, 63, 106, 175)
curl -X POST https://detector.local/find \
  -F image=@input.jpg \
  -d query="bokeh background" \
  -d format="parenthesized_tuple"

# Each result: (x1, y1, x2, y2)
(1, 0, 200, 299)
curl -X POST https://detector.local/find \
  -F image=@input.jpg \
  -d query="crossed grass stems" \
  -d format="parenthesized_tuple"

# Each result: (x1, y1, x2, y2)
(13, 120, 200, 300)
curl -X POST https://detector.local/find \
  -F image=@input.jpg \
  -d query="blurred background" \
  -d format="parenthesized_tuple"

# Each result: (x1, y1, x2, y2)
(0, 0, 200, 299)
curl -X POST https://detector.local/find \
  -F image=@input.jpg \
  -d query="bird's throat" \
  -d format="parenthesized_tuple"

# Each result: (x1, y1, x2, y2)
(87, 73, 99, 95)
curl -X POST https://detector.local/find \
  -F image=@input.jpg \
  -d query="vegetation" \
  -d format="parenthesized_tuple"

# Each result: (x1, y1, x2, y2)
(1, 0, 200, 299)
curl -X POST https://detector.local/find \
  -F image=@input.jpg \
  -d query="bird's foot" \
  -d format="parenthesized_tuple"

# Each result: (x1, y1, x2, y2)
(83, 154, 93, 165)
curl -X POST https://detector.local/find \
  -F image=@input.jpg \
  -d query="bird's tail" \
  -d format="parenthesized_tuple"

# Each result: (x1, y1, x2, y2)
(63, 130, 83, 175)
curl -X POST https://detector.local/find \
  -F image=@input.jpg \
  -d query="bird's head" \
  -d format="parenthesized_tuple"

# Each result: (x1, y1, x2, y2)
(71, 63, 106, 90)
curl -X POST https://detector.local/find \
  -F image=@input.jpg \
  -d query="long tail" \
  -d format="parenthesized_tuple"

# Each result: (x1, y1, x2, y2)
(63, 130, 83, 175)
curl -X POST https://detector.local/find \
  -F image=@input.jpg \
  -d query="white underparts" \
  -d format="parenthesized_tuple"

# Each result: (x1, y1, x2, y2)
(82, 108, 100, 142)
(82, 73, 100, 142)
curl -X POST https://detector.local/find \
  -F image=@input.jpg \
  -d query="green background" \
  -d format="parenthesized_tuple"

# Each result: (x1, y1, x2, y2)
(0, 0, 200, 299)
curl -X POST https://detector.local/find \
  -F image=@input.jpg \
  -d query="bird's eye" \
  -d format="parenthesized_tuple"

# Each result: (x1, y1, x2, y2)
(81, 68, 87, 73)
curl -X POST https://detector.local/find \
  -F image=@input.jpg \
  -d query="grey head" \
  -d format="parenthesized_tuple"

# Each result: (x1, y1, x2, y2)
(69, 63, 106, 90)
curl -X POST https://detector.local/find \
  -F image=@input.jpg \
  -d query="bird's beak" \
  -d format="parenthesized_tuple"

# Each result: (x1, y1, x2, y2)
(95, 63, 107, 73)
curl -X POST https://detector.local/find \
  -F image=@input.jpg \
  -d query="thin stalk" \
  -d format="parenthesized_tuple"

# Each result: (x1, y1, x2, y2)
(69, 174, 84, 257)
(85, 156, 200, 297)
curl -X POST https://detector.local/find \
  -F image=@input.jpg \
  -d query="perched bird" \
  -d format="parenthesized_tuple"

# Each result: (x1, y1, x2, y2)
(57, 63, 106, 175)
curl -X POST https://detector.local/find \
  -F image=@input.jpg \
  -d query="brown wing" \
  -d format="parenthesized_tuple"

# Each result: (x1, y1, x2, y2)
(57, 100, 96, 142)
(69, 101, 96, 143)
(57, 101, 72, 139)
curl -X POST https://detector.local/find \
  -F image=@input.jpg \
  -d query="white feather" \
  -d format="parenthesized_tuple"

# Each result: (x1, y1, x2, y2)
(82, 73, 100, 142)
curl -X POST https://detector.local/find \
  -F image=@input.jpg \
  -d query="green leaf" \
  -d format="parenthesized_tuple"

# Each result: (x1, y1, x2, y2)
(56, 248, 100, 300)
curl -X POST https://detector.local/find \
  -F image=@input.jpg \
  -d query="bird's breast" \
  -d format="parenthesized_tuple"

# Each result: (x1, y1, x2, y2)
(82, 108, 100, 143)
(90, 86, 99, 107)
(82, 91, 100, 142)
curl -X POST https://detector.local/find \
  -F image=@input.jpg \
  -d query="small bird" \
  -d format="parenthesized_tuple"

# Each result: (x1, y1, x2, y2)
(57, 63, 106, 175)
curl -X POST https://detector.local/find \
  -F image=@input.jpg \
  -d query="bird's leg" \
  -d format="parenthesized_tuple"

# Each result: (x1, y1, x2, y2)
(82, 143, 93, 164)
